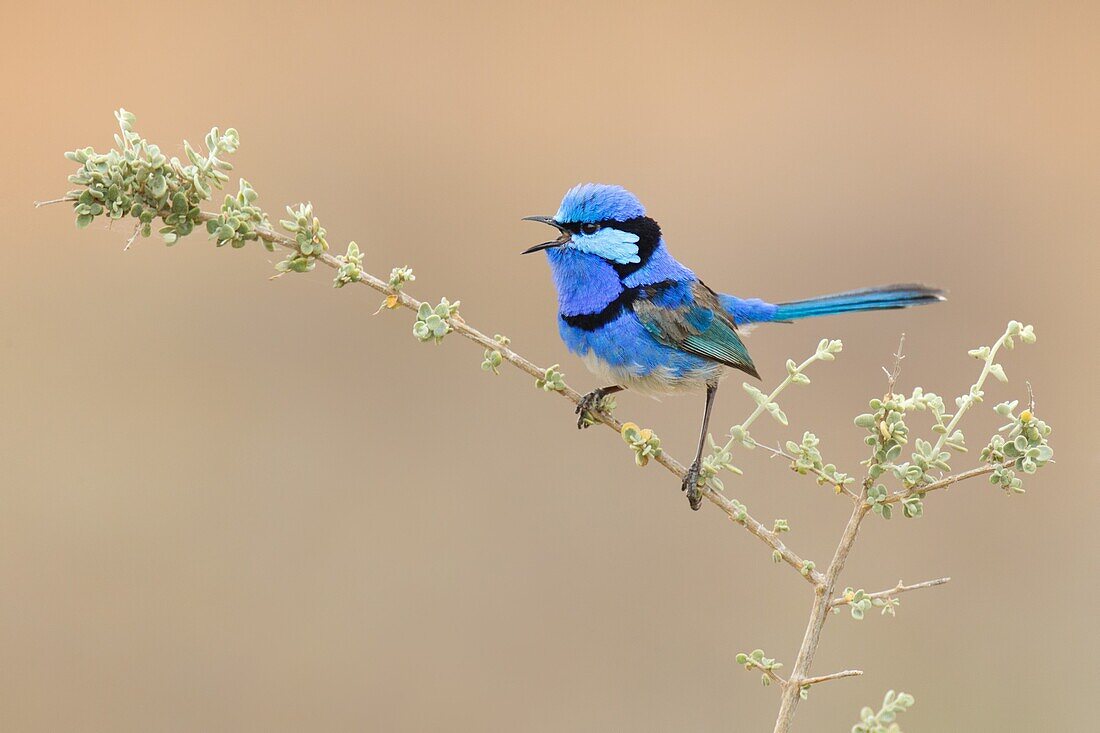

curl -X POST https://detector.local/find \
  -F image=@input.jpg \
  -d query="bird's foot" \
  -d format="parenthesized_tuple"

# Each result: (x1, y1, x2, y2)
(682, 460, 703, 511)
(576, 389, 613, 429)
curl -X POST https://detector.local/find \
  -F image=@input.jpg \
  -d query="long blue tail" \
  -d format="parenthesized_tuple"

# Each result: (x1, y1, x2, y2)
(772, 284, 945, 321)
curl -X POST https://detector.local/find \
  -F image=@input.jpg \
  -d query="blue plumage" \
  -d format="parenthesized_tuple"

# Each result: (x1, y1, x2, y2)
(523, 184, 944, 509)
(770, 286, 945, 321)
(555, 183, 647, 223)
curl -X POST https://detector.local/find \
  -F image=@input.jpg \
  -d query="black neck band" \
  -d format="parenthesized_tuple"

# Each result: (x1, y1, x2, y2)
(560, 278, 677, 332)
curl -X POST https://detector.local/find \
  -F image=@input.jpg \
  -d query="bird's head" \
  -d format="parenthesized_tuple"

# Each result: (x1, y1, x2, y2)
(522, 183, 658, 266)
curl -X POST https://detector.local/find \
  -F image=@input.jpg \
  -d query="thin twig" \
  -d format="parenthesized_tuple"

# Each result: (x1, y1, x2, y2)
(34, 197, 72, 208)
(753, 439, 860, 501)
(765, 669, 790, 689)
(884, 333, 905, 394)
(830, 577, 950, 608)
(123, 222, 141, 251)
(928, 322, 1013, 458)
(742, 659, 790, 689)
(797, 669, 863, 687)
(885, 465, 996, 505)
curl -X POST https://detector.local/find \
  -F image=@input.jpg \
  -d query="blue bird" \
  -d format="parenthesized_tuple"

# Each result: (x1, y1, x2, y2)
(523, 183, 944, 510)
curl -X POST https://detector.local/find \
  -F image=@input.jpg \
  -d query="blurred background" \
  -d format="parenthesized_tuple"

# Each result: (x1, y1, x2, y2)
(2, 2, 1097, 730)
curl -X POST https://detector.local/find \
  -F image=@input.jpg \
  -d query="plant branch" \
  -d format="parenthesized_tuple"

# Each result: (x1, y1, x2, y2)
(763, 668, 790, 689)
(772, 501, 870, 732)
(34, 197, 75, 208)
(737, 355, 815, 433)
(928, 323, 1013, 458)
(43, 195, 824, 585)
(305, 229, 822, 579)
(721, 350, 835, 455)
(884, 333, 905, 394)
(752, 438, 861, 501)
(799, 669, 863, 687)
(884, 465, 996, 505)
(831, 577, 950, 608)
(271, 224, 824, 584)
(772, 456, 1004, 732)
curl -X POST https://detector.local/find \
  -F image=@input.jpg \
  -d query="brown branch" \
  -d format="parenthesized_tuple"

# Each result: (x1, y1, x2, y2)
(41, 193, 827, 584)
(831, 577, 950, 608)
(230, 217, 824, 584)
(766, 669, 790, 689)
(772, 501, 870, 732)
(772, 460, 1000, 732)
(38, 194, 825, 587)
(885, 465, 997, 505)
(799, 669, 863, 687)
(753, 439, 860, 501)
(769, 333, 1004, 731)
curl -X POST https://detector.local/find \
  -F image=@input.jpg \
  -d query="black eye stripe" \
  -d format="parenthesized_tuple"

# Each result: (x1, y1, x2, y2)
(563, 218, 647, 232)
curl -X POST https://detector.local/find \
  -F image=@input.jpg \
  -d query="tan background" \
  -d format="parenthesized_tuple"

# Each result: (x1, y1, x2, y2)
(2, 2, 1097, 731)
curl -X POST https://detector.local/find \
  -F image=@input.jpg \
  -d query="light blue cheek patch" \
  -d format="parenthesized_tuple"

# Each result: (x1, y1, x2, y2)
(569, 227, 641, 264)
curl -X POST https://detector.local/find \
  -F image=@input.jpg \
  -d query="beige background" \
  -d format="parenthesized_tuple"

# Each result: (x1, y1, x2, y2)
(2, 2, 1097, 731)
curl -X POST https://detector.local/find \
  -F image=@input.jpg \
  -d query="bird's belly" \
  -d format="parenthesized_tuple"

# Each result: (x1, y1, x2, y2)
(579, 351, 723, 395)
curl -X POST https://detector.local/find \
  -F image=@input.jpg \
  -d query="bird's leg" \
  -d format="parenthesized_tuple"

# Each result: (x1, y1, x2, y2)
(682, 382, 718, 510)
(576, 385, 623, 429)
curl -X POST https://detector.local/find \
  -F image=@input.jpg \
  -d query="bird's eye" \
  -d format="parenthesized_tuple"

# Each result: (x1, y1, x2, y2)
(580, 223, 600, 235)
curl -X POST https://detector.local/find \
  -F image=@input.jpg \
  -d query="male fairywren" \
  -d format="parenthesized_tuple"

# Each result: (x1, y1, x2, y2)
(523, 183, 943, 510)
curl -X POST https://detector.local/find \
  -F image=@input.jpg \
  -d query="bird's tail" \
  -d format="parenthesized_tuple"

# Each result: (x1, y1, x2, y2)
(772, 284, 945, 321)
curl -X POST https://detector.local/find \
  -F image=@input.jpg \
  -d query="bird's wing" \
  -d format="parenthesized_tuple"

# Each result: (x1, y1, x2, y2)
(633, 280, 760, 379)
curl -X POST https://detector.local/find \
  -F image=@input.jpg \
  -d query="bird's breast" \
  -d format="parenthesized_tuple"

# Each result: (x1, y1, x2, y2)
(546, 248, 622, 317)
(558, 310, 720, 393)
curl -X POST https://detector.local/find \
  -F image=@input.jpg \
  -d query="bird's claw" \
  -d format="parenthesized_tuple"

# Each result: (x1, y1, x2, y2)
(682, 461, 703, 511)
(576, 389, 606, 430)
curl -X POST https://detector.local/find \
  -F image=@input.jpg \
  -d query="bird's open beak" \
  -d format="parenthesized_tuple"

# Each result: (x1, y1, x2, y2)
(521, 216, 571, 254)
